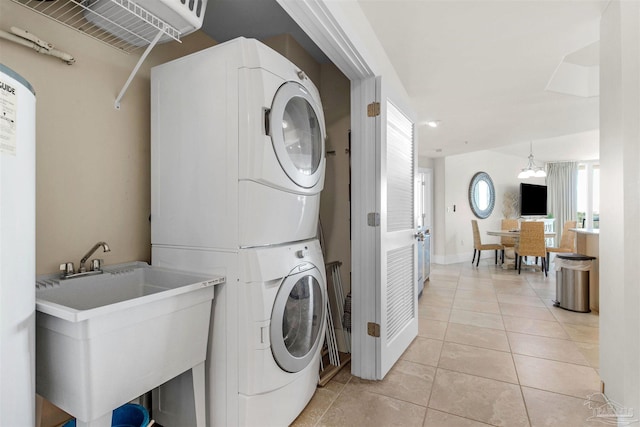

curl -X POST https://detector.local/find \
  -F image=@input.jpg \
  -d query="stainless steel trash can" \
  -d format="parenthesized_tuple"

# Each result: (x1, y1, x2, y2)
(553, 253, 596, 313)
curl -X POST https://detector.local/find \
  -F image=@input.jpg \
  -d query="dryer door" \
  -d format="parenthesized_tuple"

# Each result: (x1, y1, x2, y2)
(271, 265, 326, 373)
(268, 82, 325, 189)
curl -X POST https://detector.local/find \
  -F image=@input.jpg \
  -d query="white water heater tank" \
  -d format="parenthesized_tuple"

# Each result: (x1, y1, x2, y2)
(0, 64, 36, 426)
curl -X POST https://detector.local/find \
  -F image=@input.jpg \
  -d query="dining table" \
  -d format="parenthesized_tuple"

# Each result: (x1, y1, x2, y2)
(486, 230, 556, 270)
(486, 230, 556, 239)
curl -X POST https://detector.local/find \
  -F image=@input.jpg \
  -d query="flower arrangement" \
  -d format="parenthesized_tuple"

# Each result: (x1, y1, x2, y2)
(502, 190, 520, 218)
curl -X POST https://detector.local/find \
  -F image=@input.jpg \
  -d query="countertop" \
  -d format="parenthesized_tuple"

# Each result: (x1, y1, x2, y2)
(570, 228, 600, 235)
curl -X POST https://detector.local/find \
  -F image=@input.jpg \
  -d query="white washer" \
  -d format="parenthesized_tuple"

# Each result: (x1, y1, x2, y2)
(152, 239, 326, 427)
(237, 239, 326, 425)
(151, 37, 326, 250)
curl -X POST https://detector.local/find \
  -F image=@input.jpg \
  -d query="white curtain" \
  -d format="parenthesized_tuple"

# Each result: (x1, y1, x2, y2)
(546, 162, 578, 241)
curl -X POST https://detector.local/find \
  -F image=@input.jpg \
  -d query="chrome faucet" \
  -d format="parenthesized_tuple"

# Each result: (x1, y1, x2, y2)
(79, 241, 110, 273)
(60, 241, 111, 279)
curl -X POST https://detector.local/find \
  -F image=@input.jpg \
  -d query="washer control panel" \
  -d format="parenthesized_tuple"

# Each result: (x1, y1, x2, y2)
(295, 246, 309, 259)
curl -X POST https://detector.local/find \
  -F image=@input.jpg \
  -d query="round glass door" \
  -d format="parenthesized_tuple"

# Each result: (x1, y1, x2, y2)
(271, 267, 326, 373)
(269, 82, 325, 189)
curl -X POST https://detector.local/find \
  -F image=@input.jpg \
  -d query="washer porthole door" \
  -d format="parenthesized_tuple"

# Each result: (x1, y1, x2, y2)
(271, 267, 326, 373)
(269, 81, 325, 189)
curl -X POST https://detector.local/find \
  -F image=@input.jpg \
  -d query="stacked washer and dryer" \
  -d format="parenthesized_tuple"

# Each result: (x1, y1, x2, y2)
(150, 38, 328, 426)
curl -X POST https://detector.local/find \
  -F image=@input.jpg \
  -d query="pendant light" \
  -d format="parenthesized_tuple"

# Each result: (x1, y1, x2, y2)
(518, 141, 547, 179)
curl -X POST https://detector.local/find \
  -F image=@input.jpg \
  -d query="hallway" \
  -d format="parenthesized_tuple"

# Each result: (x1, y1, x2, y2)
(293, 260, 602, 426)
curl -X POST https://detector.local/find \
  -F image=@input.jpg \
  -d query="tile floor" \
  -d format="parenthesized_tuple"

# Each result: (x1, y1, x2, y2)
(292, 260, 603, 427)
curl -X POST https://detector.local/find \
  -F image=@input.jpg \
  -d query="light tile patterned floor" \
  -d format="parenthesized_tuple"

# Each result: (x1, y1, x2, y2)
(291, 260, 603, 427)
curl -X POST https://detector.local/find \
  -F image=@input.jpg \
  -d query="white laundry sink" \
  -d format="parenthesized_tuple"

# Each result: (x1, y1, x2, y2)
(35, 262, 224, 427)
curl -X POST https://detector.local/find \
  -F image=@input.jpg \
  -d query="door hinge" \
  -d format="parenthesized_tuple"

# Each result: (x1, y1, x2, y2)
(367, 102, 380, 117)
(367, 322, 380, 337)
(367, 212, 380, 227)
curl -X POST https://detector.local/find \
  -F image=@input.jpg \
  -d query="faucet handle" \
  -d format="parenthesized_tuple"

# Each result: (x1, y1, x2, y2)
(90, 259, 103, 271)
(59, 262, 74, 276)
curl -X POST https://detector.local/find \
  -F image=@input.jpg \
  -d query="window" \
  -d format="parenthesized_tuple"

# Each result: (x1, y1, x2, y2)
(577, 163, 599, 228)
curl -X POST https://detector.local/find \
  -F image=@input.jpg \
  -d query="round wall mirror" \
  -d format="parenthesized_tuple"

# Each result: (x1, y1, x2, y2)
(469, 172, 495, 219)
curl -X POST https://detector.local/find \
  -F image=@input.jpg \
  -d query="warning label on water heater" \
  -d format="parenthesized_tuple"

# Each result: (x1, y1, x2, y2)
(0, 77, 18, 156)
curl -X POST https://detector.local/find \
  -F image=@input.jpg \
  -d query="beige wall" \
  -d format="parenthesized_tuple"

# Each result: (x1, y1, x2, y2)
(319, 62, 351, 290)
(319, 63, 351, 349)
(1, 2, 216, 275)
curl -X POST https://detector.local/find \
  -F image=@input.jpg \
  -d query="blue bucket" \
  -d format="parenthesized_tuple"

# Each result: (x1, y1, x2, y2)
(62, 404, 150, 427)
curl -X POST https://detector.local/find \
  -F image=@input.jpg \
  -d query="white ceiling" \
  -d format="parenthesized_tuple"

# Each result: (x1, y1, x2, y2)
(357, 0, 607, 161)
(201, 0, 606, 162)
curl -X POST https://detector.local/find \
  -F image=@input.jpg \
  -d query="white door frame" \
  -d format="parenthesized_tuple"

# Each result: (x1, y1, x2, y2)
(418, 167, 434, 232)
(276, 0, 383, 379)
(277, 0, 376, 379)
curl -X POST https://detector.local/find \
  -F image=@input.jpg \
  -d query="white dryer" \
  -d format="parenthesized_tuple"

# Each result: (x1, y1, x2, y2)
(151, 37, 326, 250)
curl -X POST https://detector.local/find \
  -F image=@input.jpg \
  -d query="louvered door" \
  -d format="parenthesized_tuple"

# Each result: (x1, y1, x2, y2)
(375, 78, 418, 379)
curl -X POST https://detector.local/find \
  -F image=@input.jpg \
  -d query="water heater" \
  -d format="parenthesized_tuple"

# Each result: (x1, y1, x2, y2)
(0, 63, 36, 426)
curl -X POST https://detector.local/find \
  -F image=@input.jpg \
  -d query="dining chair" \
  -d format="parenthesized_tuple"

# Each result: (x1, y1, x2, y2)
(500, 219, 519, 262)
(514, 221, 547, 276)
(546, 220, 577, 272)
(471, 219, 504, 267)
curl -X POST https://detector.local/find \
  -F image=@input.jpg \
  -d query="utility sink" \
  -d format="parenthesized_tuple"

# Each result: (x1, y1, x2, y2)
(35, 262, 224, 427)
